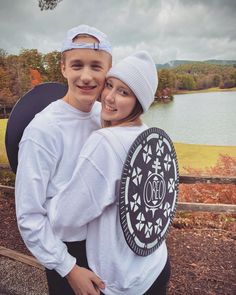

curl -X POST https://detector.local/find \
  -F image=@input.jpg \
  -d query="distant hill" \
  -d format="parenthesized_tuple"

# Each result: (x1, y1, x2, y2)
(156, 60, 236, 69)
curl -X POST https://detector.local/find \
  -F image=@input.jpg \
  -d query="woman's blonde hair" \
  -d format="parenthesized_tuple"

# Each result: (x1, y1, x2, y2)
(102, 100, 143, 128)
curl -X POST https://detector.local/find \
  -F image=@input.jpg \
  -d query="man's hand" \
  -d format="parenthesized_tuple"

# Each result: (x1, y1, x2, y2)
(66, 264, 105, 295)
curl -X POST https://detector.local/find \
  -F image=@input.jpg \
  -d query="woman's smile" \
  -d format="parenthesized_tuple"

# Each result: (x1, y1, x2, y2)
(104, 103, 117, 112)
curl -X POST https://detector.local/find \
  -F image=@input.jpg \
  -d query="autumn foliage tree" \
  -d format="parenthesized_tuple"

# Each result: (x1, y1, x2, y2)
(0, 50, 18, 104)
(155, 69, 175, 101)
(30, 69, 42, 87)
(43, 51, 65, 83)
(0, 48, 64, 105)
(0, 67, 12, 103)
(180, 155, 236, 204)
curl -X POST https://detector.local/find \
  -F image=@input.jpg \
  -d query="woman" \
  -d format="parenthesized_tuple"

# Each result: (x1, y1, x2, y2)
(54, 51, 171, 294)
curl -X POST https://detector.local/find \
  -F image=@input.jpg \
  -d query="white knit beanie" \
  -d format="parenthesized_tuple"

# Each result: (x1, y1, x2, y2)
(107, 51, 158, 112)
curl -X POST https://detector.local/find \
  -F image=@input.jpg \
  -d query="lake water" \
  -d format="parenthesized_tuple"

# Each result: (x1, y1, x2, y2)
(142, 91, 236, 146)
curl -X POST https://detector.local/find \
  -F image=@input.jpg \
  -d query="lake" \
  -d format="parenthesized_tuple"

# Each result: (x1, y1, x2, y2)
(142, 91, 236, 146)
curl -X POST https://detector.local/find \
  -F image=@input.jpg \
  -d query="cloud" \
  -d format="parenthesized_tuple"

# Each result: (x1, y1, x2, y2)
(0, 0, 235, 63)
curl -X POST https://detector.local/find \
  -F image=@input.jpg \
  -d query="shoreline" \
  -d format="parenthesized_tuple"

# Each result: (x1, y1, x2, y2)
(174, 87, 236, 95)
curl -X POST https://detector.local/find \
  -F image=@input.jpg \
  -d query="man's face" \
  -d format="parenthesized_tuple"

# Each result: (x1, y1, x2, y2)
(61, 36, 111, 112)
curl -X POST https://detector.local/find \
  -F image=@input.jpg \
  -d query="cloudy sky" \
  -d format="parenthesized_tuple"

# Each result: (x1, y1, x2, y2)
(0, 0, 235, 64)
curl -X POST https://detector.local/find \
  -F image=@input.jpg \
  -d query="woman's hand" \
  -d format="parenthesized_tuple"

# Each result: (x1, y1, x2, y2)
(66, 264, 105, 295)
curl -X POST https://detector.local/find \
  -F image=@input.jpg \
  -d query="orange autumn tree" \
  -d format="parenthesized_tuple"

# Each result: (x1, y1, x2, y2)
(30, 68, 42, 87)
(179, 155, 236, 204)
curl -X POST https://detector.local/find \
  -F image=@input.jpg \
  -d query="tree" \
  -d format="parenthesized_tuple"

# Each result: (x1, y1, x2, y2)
(17, 49, 44, 95)
(230, 70, 236, 86)
(38, 0, 62, 10)
(43, 51, 65, 83)
(0, 67, 13, 104)
(0, 50, 19, 104)
(220, 78, 235, 89)
(212, 74, 221, 87)
(0, 49, 7, 67)
(30, 69, 42, 87)
(181, 75, 196, 90)
(156, 69, 174, 101)
(19, 49, 43, 72)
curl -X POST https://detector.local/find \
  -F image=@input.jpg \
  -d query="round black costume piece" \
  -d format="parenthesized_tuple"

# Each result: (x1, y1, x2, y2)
(5, 83, 67, 173)
(119, 127, 179, 256)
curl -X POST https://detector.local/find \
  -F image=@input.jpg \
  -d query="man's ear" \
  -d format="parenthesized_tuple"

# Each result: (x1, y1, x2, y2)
(61, 61, 67, 79)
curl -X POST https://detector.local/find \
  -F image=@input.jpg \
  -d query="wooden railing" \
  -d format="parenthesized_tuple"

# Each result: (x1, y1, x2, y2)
(0, 104, 13, 118)
(1, 165, 236, 214)
(0, 164, 10, 170)
(179, 175, 236, 185)
(178, 175, 236, 213)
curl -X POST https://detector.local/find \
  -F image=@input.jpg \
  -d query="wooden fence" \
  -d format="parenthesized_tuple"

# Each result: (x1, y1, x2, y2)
(1, 164, 235, 214)
(0, 104, 13, 118)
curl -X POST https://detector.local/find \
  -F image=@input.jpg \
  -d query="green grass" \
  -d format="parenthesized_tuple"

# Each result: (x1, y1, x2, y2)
(0, 119, 8, 164)
(0, 119, 236, 173)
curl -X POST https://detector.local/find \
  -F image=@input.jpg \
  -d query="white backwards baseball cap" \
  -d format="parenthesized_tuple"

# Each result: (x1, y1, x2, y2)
(61, 24, 112, 55)
(107, 51, 158, 113)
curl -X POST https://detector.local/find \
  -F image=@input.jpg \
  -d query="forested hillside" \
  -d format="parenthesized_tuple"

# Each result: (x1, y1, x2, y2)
(157, 62, 236, 101)
(0, 48, 236, 106)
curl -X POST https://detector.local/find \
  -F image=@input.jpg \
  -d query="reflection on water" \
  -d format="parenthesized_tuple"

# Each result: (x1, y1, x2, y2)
(142, 91, 236, 146)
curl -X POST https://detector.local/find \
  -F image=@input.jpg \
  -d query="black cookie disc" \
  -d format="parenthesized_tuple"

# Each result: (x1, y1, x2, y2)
(119, 127, 179, 256)
(5, 82, 67, 173)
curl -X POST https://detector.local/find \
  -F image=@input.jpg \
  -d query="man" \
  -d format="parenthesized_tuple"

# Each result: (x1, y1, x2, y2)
(15, 24, 112, 295)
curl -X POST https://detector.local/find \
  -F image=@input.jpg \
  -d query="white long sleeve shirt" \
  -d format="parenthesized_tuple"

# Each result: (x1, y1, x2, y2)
(15, 99, 101, 277)
(53, 125, 168, 294)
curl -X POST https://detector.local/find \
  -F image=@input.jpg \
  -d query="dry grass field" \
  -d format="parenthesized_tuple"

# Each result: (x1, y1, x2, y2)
(174, 142, 236, 174)
(0, 119, 7, 164)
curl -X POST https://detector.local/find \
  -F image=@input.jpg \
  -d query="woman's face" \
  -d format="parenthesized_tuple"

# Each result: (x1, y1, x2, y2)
(101, 77, 137, 125)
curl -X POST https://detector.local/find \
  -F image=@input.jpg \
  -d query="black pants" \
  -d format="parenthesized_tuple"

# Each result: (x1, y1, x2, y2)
(46, 240, 88, 295)
(143, 257, 171, 295)
(100, 257, 171, 295)
(46, 241, 171, 295)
